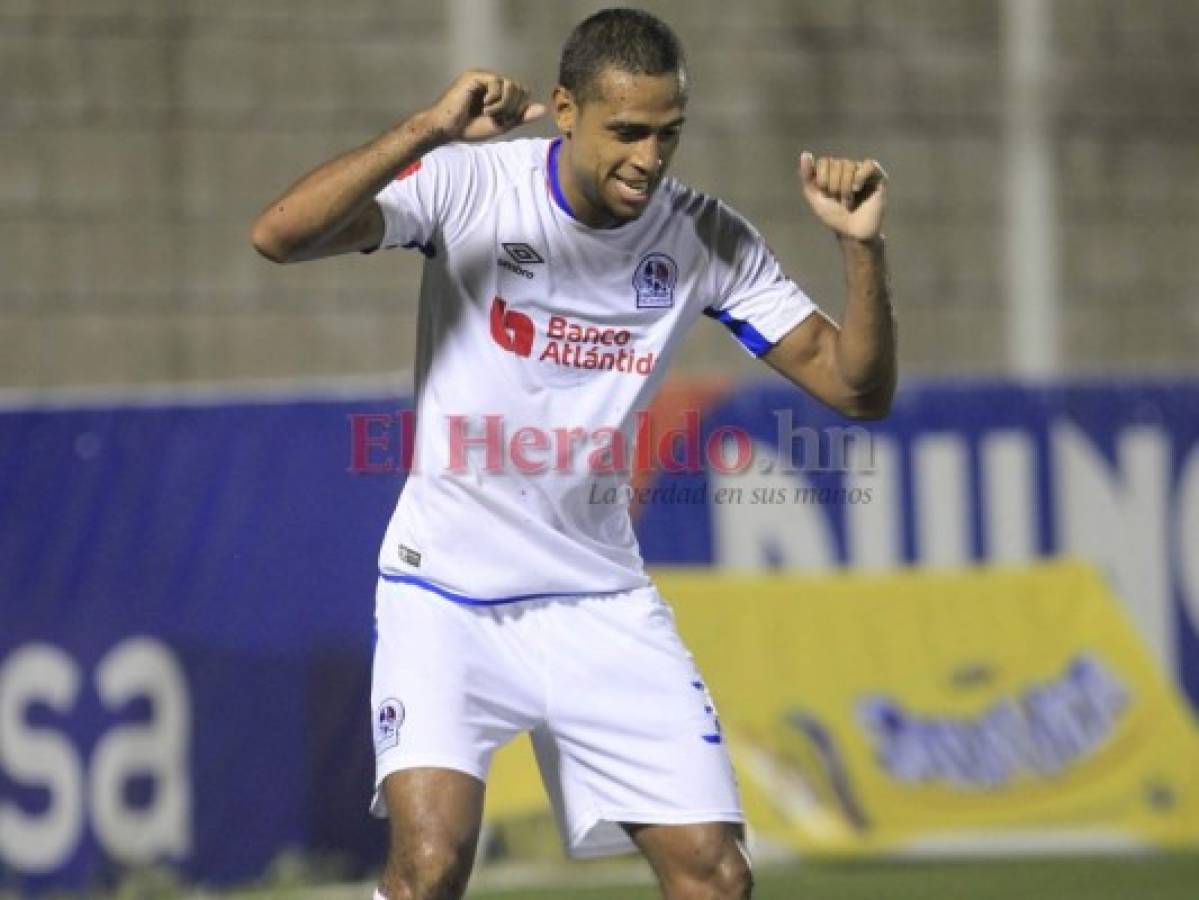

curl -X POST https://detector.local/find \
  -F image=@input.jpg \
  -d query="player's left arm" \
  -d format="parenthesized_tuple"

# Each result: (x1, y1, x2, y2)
(763, 153, 895, 420)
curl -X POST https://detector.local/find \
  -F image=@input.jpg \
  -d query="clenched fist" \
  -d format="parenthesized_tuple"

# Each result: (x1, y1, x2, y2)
(799, 152, 887, 242)
(423, 70, 547, 143)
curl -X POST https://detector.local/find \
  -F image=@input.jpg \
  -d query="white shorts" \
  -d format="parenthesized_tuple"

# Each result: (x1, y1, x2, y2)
(369, 578, 744, 858)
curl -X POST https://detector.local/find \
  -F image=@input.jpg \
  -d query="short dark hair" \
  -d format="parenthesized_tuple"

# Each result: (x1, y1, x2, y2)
(558, 8, 686, 104)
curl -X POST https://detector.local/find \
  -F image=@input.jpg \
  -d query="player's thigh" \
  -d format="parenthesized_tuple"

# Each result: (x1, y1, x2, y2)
(625, 821, 752, 898)
(380, 767, 485, 881)
(534, 589, 743, 858)
(370, 579, 538, 802)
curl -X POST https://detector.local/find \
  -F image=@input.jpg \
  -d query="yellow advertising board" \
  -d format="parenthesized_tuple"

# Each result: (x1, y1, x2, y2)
(484, 562, 1199, 855)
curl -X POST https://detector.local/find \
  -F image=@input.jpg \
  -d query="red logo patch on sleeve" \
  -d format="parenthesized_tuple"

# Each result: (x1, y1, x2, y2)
(395, 160, 422, 181)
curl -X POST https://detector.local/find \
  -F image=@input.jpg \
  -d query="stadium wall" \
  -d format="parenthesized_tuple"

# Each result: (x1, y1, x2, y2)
(3, 0, 1198, 387)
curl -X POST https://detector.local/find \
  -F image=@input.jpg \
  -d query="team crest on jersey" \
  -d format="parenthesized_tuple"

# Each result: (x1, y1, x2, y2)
(633, 253, 677, 308)
(375, 698, 405, 755)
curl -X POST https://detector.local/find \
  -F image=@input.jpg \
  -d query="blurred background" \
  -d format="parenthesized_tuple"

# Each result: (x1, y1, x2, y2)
(4, 0, 1198, 386)
(3, 1, 1199, 898)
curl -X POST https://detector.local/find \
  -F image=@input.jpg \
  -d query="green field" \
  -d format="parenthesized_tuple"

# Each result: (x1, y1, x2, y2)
(467, 854, 1199, 900)
(13, 854, 1194, 899)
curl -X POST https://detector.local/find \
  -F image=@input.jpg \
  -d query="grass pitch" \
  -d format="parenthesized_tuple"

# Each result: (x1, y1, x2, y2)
(41, 852, 1194, 899)
(467, 853, 1199, 899)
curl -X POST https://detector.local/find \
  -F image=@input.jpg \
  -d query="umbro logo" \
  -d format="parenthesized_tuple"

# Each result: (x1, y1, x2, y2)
(498, 242, 543, 280)
(503, 243, 544, 265)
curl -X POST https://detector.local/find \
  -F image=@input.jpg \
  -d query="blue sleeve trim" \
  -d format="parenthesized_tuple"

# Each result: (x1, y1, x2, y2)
(402, 239, 436, 259)
(703, 307, 774, 357)
(546, 138, 578, 220)
(380, 572, 608, 606)
(363, 238, 433, 258)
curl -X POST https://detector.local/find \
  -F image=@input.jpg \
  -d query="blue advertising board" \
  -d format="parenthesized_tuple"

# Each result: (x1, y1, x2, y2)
(0, 398, 401, 891)
(638, 379, 1199, 711)
(2, 379, 1197, 890)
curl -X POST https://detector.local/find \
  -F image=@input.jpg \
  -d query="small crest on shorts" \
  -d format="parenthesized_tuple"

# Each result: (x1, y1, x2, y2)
(398, 544, 422, 567)
(633, 252, 677, 309)
(375, 698, 405, 755)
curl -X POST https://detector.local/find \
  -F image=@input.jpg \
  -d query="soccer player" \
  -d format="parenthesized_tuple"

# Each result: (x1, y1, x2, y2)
(252, 8, 893, 900)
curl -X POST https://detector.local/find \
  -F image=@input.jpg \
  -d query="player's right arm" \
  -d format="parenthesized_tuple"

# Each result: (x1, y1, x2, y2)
(250, 71, 545, 263)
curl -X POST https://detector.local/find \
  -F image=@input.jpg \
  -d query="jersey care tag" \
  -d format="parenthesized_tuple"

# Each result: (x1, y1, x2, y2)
(398, 544, 422, 567)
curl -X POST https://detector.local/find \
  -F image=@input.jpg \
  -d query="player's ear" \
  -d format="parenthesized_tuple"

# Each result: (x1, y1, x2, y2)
(552, 85, 576, 138)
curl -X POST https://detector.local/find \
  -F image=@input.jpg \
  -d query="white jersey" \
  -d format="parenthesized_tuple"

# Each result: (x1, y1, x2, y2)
(373, 137, 817, 603)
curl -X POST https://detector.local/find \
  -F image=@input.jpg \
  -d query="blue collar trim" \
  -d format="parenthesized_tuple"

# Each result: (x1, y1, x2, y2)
(547, 138, 577, 220)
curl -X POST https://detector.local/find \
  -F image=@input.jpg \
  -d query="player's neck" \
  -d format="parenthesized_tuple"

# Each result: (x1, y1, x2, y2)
(553, 139, 620, 230)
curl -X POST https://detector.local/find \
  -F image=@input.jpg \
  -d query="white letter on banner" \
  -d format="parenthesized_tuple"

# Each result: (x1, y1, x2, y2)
(913, 435, 970, 566)
(1052, 423, 1172, 672)
(90, 638, 192, 863)
(1176, 444, 1199, 642)
(845, 435, 901, 569)
(981, 431, 1037, 562)
(0, 644, 85, 872)
(710, 442, 835, 570)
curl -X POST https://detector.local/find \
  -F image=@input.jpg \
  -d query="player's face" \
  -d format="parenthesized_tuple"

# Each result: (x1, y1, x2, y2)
(554, 67, 687, 228)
